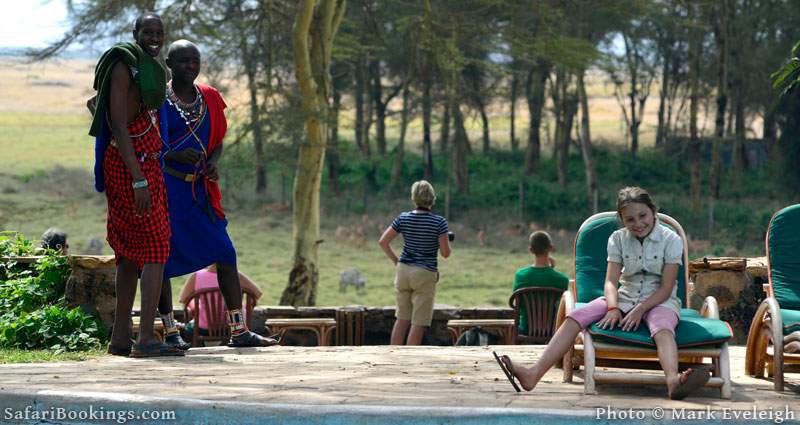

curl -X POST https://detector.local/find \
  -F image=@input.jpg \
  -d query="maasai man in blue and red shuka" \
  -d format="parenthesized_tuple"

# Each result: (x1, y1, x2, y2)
(90, 13, 183, 358)
(155, 40, 277, 348)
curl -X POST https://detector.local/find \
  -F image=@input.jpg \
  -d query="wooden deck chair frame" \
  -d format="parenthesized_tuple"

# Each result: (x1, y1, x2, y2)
(556, 212, 732, 398)
(184, 287, 257, 347)
(745, 205, 800, 391)
(509, 287, 565, 344)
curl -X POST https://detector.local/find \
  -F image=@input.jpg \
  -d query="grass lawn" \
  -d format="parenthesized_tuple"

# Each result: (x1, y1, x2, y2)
(0, 348, 105, 364)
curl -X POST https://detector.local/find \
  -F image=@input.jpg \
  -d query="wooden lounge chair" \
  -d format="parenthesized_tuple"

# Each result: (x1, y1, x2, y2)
(509, 286, 565, 344)
(557, 212, 733, 398)
(745, 204, 800, 391)
(184, 287, 257, 347)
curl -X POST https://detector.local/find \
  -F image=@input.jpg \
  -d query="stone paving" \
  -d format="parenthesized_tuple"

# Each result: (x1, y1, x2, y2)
(0, 345, 797, 415)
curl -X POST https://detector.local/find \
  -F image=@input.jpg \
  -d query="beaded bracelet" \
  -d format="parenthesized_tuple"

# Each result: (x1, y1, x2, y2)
(132, 179, 148, 189)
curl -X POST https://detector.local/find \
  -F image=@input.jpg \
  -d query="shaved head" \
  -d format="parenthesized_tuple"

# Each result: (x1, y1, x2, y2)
(134, 12, 162, 33)
(167, 40, 201, 61)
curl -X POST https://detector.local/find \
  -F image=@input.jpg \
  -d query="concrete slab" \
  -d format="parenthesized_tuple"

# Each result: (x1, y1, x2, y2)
(0, 345, 797, 424)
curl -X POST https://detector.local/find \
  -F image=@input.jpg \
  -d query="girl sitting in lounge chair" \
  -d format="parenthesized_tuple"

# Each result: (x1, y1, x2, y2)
(494, 186, 710, 400)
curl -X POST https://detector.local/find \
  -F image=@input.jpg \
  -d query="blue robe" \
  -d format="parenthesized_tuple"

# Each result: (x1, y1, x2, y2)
(158, 101, 237, 278)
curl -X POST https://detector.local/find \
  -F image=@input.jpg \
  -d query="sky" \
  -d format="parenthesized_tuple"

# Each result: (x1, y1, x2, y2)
(0, 0, 69, 48)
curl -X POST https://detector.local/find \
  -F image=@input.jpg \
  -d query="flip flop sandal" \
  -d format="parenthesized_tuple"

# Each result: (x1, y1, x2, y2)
(493, 351, 521, 392)
(130, 341, 186, 358)
(670, 367, 710, 400)
(228, 331, 281, 347)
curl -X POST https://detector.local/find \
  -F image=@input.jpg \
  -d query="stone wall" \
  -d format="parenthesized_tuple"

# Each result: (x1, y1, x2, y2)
(688, 256, 768, 345)
(59, 255, 516, 346)
(251, 305, 514, 346)
(64, 255, 118, 331)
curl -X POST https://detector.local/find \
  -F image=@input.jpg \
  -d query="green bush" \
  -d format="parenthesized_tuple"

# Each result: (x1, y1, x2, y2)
(0, 307, 104, 353)
(0, 232, 106, 352)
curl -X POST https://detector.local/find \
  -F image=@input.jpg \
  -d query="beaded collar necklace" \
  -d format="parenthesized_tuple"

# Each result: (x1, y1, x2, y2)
(167, 82, 204, 124)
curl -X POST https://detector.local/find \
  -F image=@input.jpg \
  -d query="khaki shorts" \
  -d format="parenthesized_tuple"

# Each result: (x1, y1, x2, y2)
(394, 262, 439, 326)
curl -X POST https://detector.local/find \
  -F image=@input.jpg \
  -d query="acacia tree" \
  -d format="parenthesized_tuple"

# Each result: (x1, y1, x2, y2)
(280, 0, 346, 306)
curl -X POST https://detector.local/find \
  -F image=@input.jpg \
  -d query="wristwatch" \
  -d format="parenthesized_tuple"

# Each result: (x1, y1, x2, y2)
(132, 179, 148, 189)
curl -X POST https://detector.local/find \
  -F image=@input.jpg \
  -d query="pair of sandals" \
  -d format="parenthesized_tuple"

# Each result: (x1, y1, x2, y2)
(492, 351, 710, 400)
(107, 340, 185, 358)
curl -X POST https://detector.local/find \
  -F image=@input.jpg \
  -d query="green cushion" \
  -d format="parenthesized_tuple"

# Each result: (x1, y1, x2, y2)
(768, 205, 800, 310)
(574, 214, 687, 306)
(781, 308, 800, 335)
(575, 216, 618, 303)
(587, 311, 733, 348)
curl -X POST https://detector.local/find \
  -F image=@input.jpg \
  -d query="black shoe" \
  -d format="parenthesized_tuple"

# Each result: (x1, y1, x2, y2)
(165, 332, 191, 350)
(228, 330, 280, 347)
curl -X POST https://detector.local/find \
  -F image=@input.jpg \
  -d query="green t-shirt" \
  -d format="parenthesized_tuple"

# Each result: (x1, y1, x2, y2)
(513, 265, 569, 333)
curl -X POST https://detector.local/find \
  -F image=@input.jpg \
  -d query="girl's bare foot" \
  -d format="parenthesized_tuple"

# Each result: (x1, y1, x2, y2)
(667, 367, 710, 400)
(499, 355, 540, 391)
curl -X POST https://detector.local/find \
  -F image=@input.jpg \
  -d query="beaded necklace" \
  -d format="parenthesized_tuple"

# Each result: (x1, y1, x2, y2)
(167, 82, 203, 123)
(166, 82, 208, 158)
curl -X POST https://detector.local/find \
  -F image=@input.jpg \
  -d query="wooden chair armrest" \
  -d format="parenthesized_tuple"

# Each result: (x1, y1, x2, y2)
(557, 290, 576, 330)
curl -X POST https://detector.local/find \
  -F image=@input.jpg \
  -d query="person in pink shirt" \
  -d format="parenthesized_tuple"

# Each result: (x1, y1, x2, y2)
(178, 264, 263, 336)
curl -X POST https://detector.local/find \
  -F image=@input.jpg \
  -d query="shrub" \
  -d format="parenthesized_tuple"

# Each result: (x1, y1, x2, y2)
(0, 232, 106, 352)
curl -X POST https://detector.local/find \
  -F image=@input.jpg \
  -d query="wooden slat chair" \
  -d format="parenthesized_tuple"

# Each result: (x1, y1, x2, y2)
(509, 287, 565, 344)
(184, 287, 257, 347)
(557, 212, 733, 398)
(745, 204, 800, 391)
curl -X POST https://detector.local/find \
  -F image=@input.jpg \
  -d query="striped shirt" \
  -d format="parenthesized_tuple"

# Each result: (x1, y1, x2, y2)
(391, 211, 449, 272)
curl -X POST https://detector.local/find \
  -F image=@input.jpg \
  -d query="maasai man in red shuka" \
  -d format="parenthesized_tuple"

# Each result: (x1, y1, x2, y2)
(154, 40, 278, 348)
(90, 12, 183, 358)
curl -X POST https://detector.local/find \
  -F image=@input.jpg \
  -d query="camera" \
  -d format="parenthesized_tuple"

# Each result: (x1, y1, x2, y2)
(448, 231, 455, 242)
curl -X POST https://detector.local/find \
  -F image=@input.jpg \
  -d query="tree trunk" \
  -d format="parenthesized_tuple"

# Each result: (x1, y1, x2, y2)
(328, 85, 341, 195)
(281, 0, 345, 307)
(391, 83, 411, 187)
(577, 72, 598, 212)
(689, 4, 702, 213)
(439, 103, 450, 153)
(763, 95, 777, 144)
(524, 61, 549, 175)
(656, 44, 670, 147)
(711, 0, 729, 200)
(480, 101, 490, 153)
(354, 56, 369, 156)
(552, 68, 576, 188)
(246, 58, 267, 195)
(451, 101, 470, 194)
(370, 58, 387, 156)
(732, 97, 745, 175)
(422, 70, 434, 179)
(510, 71, 519, 152)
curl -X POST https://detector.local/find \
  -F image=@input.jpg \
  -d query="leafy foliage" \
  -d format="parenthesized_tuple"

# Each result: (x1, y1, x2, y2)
(0, 233, 106, 352)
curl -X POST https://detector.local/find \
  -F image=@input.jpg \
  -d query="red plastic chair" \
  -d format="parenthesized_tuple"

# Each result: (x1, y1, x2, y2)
(184, 287, 257, 347)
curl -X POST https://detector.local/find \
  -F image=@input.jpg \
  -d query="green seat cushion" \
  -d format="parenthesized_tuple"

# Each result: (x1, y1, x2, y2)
(587, 311, 732, 348)
(574, 216, 619, 303)
(781, 308, 800, 335)
(768, 205, 800, 310)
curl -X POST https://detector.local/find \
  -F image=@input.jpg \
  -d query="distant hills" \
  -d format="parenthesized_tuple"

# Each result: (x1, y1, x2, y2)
(0, 46, 96, 60)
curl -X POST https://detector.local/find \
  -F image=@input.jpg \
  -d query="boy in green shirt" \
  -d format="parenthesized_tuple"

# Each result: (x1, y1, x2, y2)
(513, 231, 569, 334)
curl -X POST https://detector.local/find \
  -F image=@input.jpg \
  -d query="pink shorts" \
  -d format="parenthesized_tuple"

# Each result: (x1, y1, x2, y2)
(567, 297, 679, 337)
